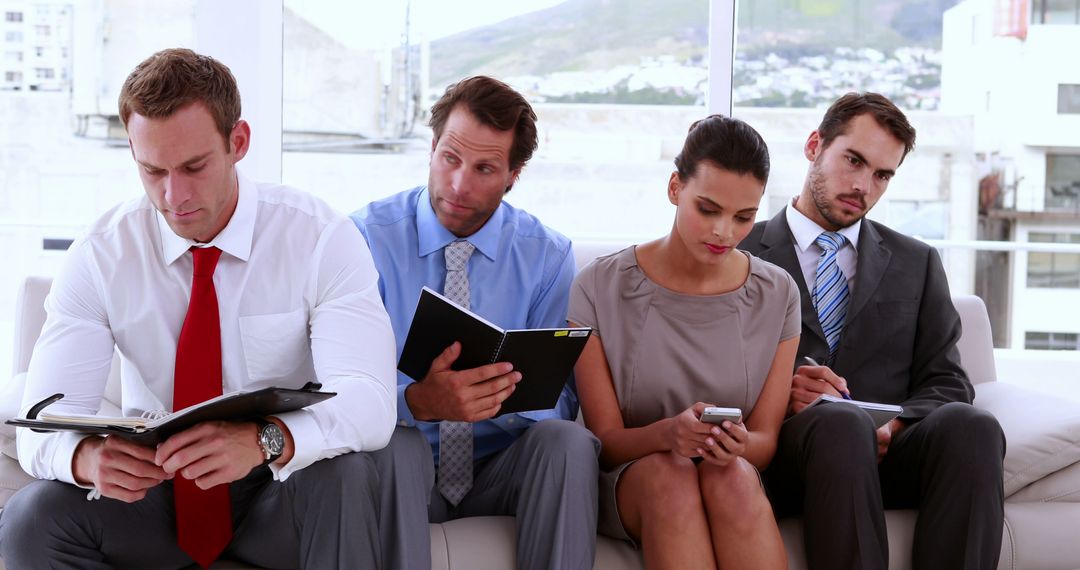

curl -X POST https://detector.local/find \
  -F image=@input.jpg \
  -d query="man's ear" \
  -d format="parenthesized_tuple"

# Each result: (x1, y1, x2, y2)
(804, 130, 822, 162)
(667, 172, 681, 205)
(229, 120, 252, 162)
(504, 168, 523, 194)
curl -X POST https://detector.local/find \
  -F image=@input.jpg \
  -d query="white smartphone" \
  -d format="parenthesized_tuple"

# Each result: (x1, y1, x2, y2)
(700, 406, 743, 425)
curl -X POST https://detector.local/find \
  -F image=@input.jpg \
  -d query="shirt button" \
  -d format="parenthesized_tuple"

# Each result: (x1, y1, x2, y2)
(507, 418, 515, 425)
(398, 420, 407, 426)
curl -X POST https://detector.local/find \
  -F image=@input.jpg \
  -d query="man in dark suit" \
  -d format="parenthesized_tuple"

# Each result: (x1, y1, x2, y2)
(739, 92, 1006, 570)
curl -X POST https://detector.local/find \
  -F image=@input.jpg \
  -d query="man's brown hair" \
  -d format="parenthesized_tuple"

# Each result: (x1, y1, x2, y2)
(118, 48, 241, 149)
(429, 76, 538, 173)
(817, 92, 917, 164)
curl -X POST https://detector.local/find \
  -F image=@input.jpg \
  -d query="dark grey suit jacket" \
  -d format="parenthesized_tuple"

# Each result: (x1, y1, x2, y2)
(739, 207, 974, 421)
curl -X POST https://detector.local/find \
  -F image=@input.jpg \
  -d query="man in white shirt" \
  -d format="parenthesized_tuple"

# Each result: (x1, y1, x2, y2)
(0, 49, 397, 569)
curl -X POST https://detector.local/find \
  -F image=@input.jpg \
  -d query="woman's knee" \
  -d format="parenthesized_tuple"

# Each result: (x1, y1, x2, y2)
(698, 457, 765, 519)
(623, 453, 703, 516)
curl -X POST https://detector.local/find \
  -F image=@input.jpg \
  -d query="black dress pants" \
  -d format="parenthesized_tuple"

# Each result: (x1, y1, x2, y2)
(765, 401, 1006, 570)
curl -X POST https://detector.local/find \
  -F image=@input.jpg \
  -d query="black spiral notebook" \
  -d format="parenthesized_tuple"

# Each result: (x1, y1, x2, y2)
(6, 385, 335, 445)
(398, 287, 592, 415)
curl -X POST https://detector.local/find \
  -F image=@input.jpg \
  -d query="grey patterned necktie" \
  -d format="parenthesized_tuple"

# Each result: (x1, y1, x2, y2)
(438, 240, 476, 506)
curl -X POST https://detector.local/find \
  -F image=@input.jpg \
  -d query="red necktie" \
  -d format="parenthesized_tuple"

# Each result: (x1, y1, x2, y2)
(173, 246, 232, 568)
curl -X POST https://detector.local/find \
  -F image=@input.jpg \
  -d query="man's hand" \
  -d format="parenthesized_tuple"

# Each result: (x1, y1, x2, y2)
(72, 436, 171, 503)
(405, 341, 521, 422)
(154, 420, 274, 490)
(788, 363, 850, 415)
(875, 418, 906, 462)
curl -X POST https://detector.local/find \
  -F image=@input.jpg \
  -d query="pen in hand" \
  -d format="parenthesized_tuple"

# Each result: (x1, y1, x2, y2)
(802, 356, 853, 400)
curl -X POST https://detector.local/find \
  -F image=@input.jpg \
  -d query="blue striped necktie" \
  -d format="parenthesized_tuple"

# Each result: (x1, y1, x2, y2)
(814, 232, 850, 356)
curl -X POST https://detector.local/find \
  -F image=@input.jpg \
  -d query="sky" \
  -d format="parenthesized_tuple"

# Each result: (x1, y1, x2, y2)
(283, 0, 568, 50)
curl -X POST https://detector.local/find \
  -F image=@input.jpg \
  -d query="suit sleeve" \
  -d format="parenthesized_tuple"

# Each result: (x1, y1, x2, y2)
(899, 247, 974, 421)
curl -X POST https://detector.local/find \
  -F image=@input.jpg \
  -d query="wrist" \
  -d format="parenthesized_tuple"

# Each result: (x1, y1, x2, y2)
(71, 436, 102, 486)
(255, 418, 291, 466)
(404, 383, 432, 422)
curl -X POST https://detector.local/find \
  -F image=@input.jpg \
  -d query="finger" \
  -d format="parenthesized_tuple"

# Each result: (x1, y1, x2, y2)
(155, 423, 214, 466)
(428, 341, 462, 375)
(158, 426, 222, 473)
(464, 371, 522, 400)
(791, 386, 823, 405)
(100, 485, 150, 504)
(106, 437, 159, 463)
(464, 384, 515, 422)
(691, 402, 712, 416)
(793, 376, 828, 396)
(102, 467, 165, 492)
(454, 361, 516, 387)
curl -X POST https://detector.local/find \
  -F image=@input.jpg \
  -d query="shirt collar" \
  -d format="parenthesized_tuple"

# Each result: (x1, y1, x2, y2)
(785, 196, 862, 254)
(415, 187, 502, 262)
(159, 169, 256, 265)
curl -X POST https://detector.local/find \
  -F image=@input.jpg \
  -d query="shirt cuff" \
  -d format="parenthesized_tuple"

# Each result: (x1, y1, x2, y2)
(50, 432, 91, 486)
(396, 381, 418, 427)
(269, 410, 321, 481)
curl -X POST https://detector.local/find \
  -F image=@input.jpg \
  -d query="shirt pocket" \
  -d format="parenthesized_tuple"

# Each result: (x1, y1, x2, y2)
(237, 309, 310, 381)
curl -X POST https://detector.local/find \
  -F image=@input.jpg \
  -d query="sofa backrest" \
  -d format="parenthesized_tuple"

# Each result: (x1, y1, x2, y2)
(9, 265, 998, 410)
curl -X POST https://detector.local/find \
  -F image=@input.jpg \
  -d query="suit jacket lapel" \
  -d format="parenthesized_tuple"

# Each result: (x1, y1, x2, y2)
(846, 220, 891, 326)
(757, 209, 827, 345)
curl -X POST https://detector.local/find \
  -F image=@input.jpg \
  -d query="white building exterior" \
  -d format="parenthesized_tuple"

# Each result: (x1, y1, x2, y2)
(943, 0, 1080, 350)
(1, 1, 71, 91)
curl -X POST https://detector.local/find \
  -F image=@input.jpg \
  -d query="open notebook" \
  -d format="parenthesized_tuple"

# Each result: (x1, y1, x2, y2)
(398, 287, 592, 415)
(6, 386, 335, 445)
(799, 394, 903, 428)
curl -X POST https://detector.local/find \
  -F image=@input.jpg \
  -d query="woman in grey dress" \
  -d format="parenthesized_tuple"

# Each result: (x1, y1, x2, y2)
(569, 115, 799, 569)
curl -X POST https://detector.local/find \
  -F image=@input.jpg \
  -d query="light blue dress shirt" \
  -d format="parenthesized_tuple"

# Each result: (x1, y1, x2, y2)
(351, 186, 579, 461)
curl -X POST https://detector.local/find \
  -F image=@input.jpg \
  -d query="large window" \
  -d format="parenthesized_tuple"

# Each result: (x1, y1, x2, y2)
(1028, 232, 1080, 288)
(280, 0, 711, 242)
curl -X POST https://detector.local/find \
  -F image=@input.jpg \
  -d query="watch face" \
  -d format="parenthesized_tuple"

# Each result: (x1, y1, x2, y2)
(260, 423, 285, 456)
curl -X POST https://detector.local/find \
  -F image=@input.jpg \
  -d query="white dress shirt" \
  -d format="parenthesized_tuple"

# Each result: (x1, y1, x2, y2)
(18, 172, 397, 485)
(785, 197, 862, 293)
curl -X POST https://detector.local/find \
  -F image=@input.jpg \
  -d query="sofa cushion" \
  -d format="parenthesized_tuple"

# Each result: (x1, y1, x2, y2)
(1007, 461, 1080, 503)
(0, 374, 27, 460)
(975, 382, 1080, 496)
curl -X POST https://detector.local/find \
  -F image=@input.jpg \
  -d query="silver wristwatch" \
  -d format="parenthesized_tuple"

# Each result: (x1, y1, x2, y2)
(255, 419, 285, 464)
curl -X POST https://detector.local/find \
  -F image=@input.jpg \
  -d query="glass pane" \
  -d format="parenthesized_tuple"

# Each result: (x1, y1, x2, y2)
(1050, 253, 1080, 288)
(0, 2, 196, 323)
(1025, 331, 1051, 349)
(1038, 0, 1080, 24)
(1059, 84, 1080, 114)
(1046, 154, 1080, 211)
(1028, 252, 1055, 287)
(281, 0, 709, 242)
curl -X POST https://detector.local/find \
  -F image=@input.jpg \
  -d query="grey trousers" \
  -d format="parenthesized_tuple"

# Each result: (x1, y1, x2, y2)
(0, 451, 381, 570)
(764, 401, 1006, 570)
(374, 420, 600, 570)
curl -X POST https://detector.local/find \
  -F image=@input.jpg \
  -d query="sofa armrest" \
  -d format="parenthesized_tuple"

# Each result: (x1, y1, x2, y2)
(974, 382, 1080, 497)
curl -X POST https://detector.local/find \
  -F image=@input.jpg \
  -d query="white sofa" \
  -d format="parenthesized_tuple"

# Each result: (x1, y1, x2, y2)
(2, 242, 1080, 569)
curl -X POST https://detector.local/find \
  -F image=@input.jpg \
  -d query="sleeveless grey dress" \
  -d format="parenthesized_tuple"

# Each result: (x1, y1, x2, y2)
(568, 246, 800, 541)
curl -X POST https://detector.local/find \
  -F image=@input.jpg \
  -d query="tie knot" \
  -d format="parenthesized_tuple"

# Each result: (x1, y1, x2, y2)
(444, 241, 475, 271)
(191, 246, 222, 277)
(815, 232, 846, 253)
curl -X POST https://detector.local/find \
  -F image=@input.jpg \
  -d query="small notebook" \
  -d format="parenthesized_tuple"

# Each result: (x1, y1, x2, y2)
(398, 287, 592, 415)
(6, 386, 335, 445)
(801, 394, 903, 428)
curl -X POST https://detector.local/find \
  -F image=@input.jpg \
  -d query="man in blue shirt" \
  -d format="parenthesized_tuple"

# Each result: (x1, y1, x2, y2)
(351, 76, 600, 570)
